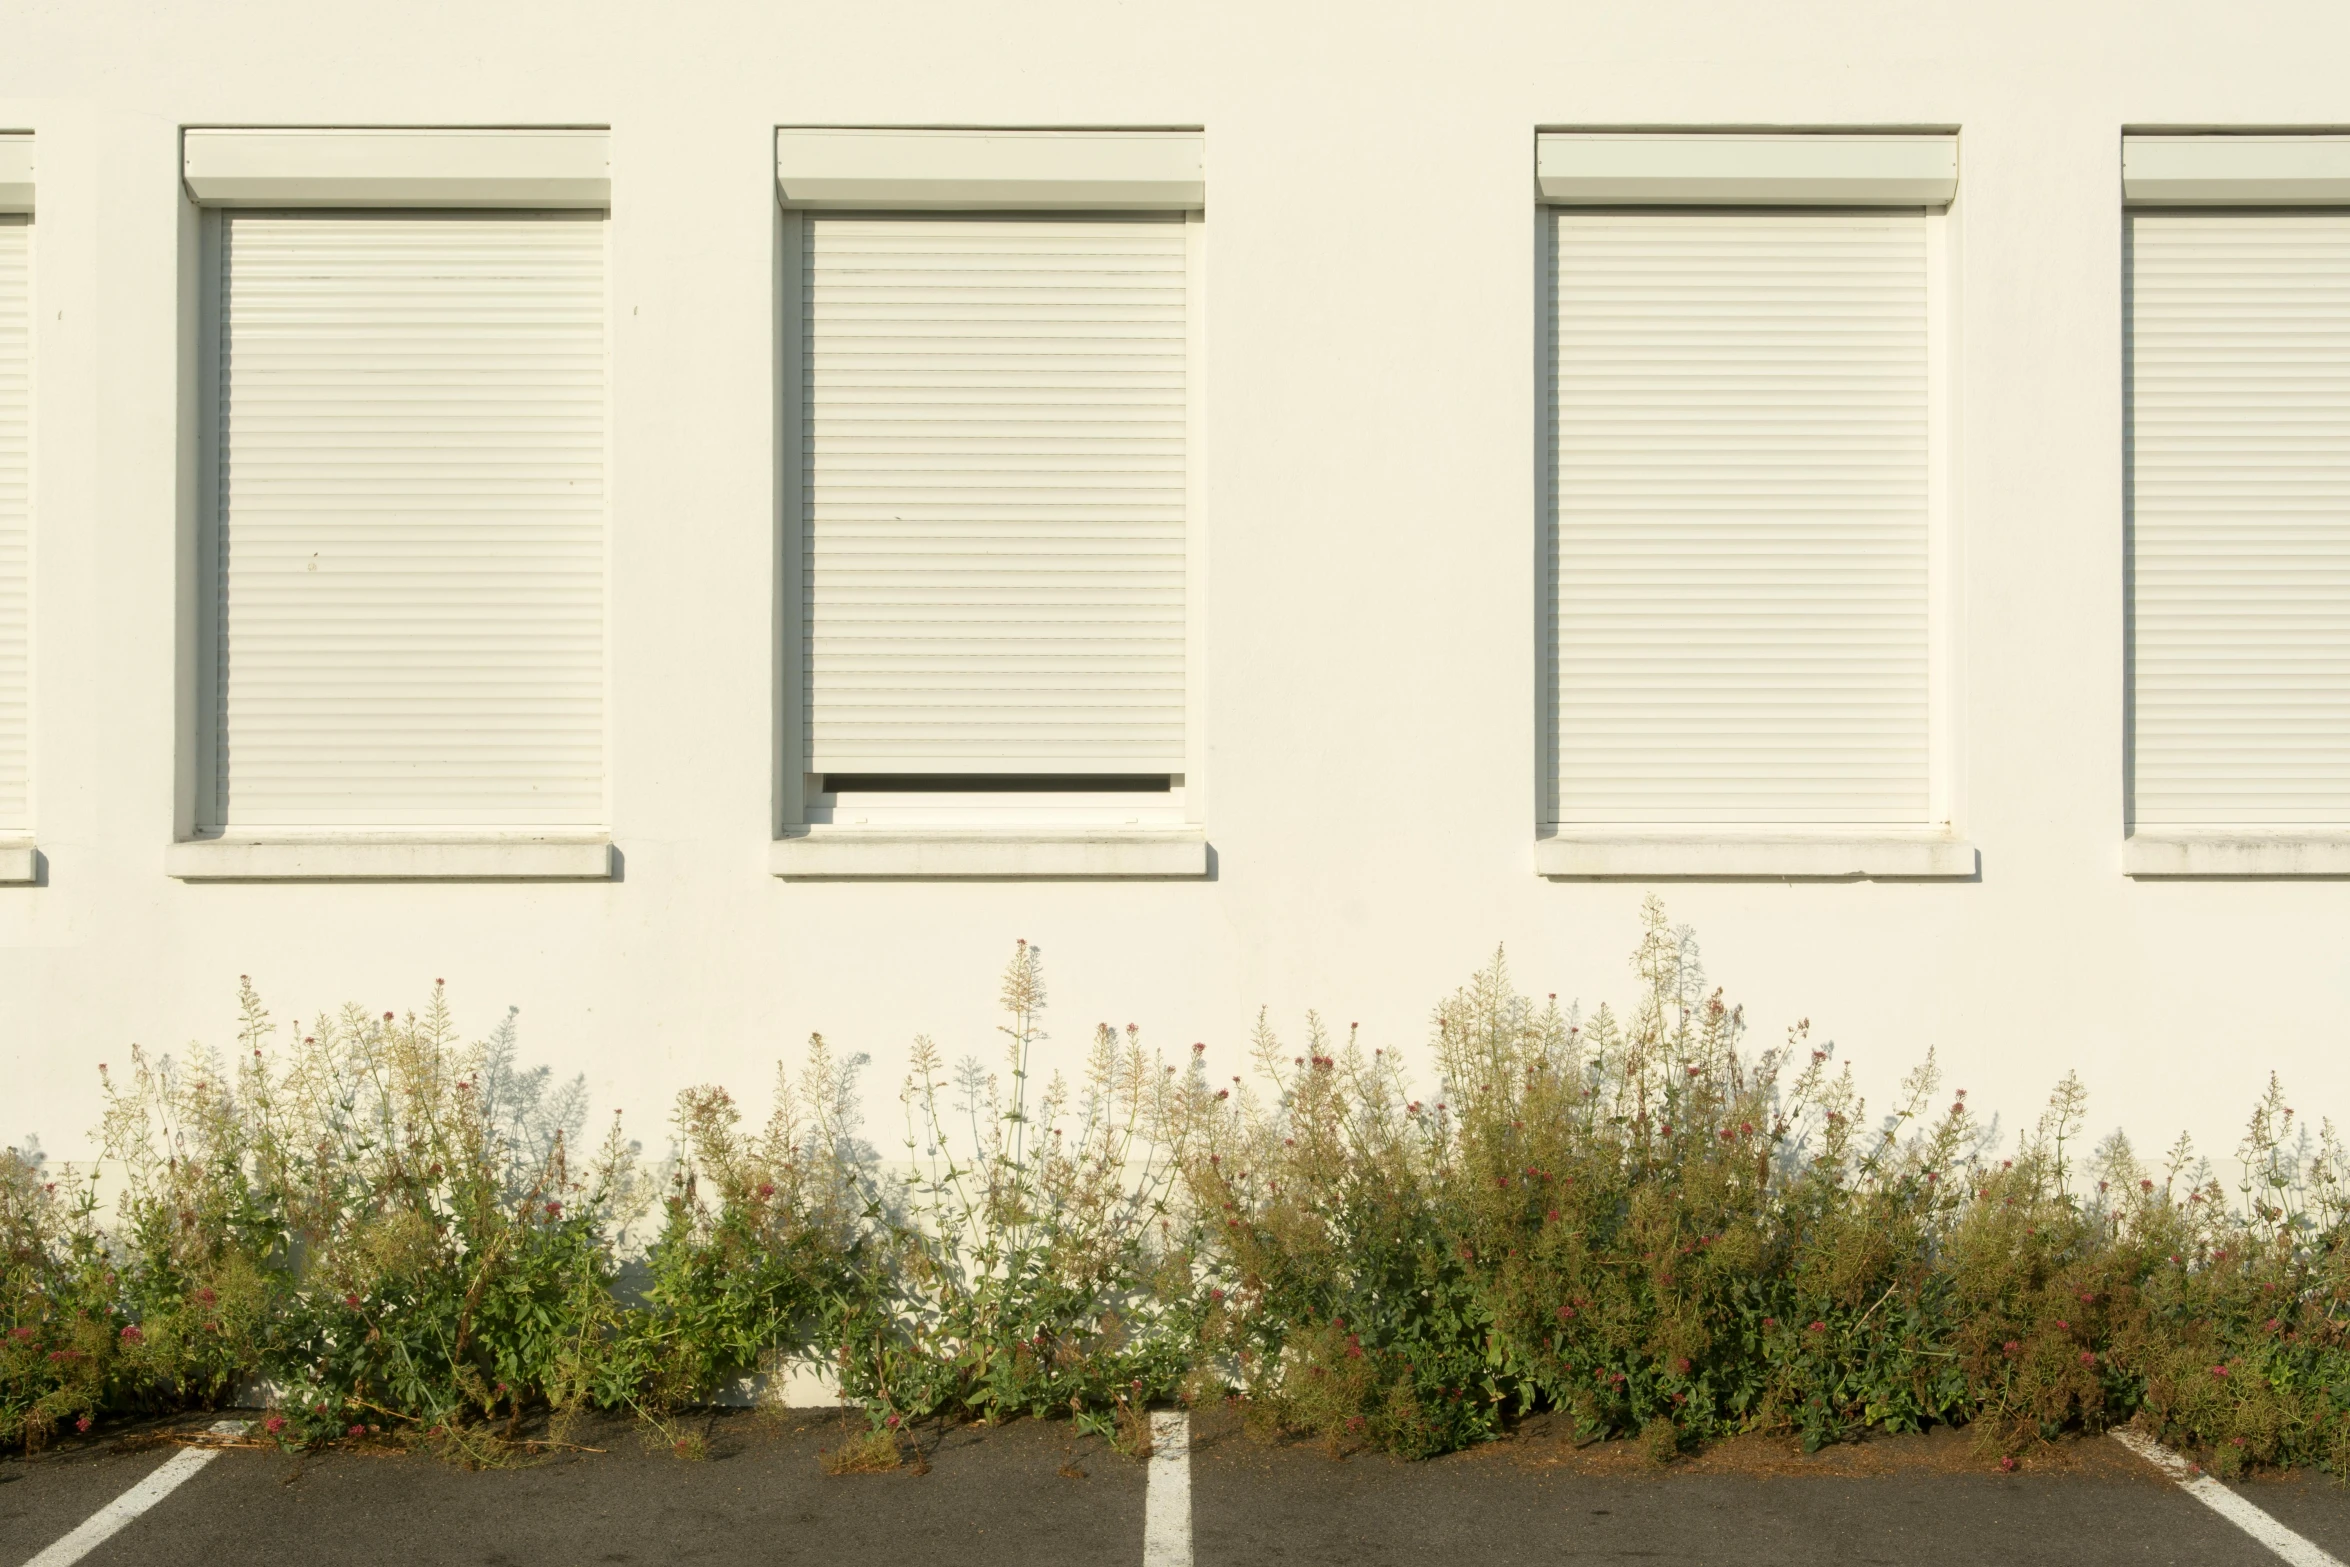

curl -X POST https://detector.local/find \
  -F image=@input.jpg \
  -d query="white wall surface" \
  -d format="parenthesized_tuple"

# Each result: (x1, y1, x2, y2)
(1, 0, 2344, 1180)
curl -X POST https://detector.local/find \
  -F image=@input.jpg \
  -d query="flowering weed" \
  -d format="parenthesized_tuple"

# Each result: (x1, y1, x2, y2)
(15, 911, 2350, 1478)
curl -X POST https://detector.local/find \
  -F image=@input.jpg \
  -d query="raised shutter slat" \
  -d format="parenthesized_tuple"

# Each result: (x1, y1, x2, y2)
(1549, 209, 1931, 826)
(803, 213, 1187, 775)
(211, 211, 605, 830)
(0, 217, 26, 833)
(2129, 211, 2350, 826)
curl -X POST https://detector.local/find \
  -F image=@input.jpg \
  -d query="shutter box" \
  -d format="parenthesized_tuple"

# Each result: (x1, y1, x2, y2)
(1537, 132, 1957, 207)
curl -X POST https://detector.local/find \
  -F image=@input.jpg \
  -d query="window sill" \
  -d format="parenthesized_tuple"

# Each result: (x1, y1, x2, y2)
(769, 827, 1208, 880)
(2123, 831, 2350, 879)
(0, 841, 36, 884)
(166, 836, 615, 883)
(1535, 832, 1976, 881)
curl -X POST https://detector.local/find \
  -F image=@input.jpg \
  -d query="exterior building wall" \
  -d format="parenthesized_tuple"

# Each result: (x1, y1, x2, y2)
(1, 0, 2343, 1170)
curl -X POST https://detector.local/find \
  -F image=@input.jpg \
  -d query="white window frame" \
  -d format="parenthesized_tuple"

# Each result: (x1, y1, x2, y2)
(2121, 132, 2350, 878)
(0, 131, 33, 885)
(1532, 131, 1974, 881)
(167, 128, 616, 883)
(768, 129, 1209, 881)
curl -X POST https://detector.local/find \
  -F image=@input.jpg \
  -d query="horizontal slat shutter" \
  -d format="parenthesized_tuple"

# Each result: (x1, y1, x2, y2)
(2129, 211, 2350, 826)
(1549, 209, 1931, 825)
(0, 217, 25, 833)
(212, 211, 605, 830)
(803, 213, 1187, 774)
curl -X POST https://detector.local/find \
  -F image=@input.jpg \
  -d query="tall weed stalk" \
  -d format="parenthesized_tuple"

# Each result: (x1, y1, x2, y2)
(15, 912, 2350, 1478)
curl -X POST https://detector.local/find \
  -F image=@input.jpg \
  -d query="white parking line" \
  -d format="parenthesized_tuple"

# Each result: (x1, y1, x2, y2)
(1144, 1411, 1191, 1567)
(18, 1421, 246, 1567)
(2111, 1428, 2346, 1567)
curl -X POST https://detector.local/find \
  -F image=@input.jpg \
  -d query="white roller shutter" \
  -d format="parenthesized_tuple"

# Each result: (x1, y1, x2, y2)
(1548, 209, 1932, 826)
(2129, 211, 2350, 827)
(802, 212, 1187, 775)
(209, 211, 605, 830)
(0, 217, 25, 833)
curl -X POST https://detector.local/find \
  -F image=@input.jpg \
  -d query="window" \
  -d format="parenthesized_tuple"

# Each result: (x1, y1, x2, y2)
(2123, 134, 2350, 875)
(171, 129, 612, 881)
(0, 134, 30, 882)
(1534, 132, 1970, 878)
(801, 212, 1187, 778)
(772, 129, 1207, 878)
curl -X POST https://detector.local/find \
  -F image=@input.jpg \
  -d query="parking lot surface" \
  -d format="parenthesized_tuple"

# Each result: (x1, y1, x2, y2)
(1, 1409, 2337, 1567)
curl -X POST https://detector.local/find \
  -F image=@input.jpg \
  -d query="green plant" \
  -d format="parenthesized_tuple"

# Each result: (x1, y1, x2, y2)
(0, 1143, 125, 1449)
(596, 1044, 868, 1418)
(845, 940, 1201, 1439)
(1185, 898, 2350, 1472)
(21, 913, 2350, 1479)
(92, 983, 646, 1460)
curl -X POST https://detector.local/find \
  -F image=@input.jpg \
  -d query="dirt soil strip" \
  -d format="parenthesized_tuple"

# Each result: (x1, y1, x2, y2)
(2112, 1429, 2347, 1567)
(1145, 1412, 1191, 1567)
(18, 1423, 247, 1567)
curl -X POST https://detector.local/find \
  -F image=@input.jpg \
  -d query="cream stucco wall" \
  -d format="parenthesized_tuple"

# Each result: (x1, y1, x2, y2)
(1, 0, 2342, 1178)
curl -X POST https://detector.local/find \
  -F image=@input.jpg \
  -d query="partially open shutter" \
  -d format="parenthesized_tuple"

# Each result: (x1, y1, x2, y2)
(211, 211, 605, 830)
(802, 212, 1187, 775)
(2129, 211, 2350, 827)
(0, 216, 26, 833)
(1549, 209, 1931, 826)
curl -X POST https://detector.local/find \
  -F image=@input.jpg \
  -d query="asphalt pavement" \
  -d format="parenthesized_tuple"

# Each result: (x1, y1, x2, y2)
(1, 1406, 2338, 1567)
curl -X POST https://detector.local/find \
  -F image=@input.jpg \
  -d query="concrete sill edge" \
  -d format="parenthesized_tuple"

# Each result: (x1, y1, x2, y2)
(1536, 834, 1976, 880)
(166, 837, 615, 882)
(770, 828, 1208, 880)
(0, 841, 34, 884)
(2123, 832, 2350, 878)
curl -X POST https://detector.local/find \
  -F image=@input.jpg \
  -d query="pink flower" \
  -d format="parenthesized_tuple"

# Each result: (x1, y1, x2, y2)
(343, 1294, 361, 1309)
(2079, 1352, 2096, 1366)
(76, 1416, 92, 1433)
(264, 1415, 287, 1435)
(1808, 1321, 1826, 1334)
(1674, 1358, 1691, 1375)
(544, 1201, 562, 1218)
(347, 1424, 365, 1439)
(2003, 1340, 2020, 1355)
(119, 1324, 143, 1343)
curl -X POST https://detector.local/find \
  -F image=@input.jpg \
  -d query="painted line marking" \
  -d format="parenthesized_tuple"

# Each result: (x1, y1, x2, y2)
(19, 1420, 247, 1567)
(1144, 1410, 1191, 1567)
(2111, 1428, 2346, 1567)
